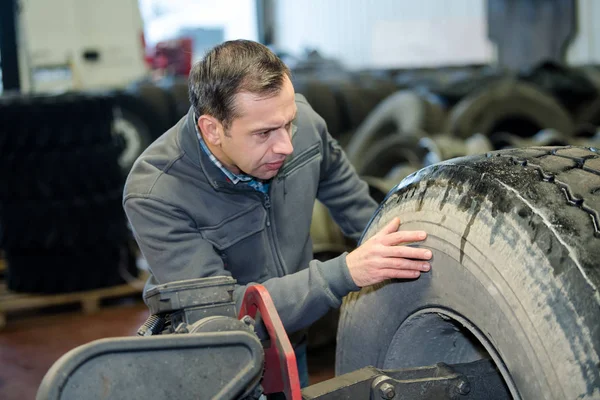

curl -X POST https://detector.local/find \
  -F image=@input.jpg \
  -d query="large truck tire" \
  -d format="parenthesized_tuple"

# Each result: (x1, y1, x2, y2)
(112, 88, 173, 172)
(158, 77, 191, 122)
(445, 79, 574, 139)
(114, 79, 191, 172)
(574, 66, 600, 131)
(292, 77, 343, 139)
(336, 146, 600, 399)
(345, 90, 446, 171)
(328, 80, 379, 133)
(126, 81, 174, 133)
(112, 104, 153, 172)
(356, 133, 425, 179)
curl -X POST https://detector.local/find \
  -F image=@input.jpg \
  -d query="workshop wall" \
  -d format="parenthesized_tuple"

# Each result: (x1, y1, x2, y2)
(274, 0, 600, 69)
(568, 0, 600, 64)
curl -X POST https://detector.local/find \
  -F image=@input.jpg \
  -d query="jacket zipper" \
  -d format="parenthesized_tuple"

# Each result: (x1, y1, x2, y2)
(277, 144, 320, 180)
(262, 191, 287, 277)
(213, 180, 287, 278)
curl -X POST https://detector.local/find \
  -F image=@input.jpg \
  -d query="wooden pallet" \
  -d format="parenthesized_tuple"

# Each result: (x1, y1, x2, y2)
(0, 271, 148, 329)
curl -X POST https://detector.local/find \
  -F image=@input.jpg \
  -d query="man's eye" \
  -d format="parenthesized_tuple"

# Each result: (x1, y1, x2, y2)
(257, 131, 270, 137)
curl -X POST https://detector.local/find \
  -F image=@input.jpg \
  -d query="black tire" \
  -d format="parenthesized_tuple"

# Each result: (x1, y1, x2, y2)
(356, 133, 425, 178)
(292, 77, 343, 138)
(0, 93, 135, 293)
(112, 105, 153, 172)
(445, 79, 574, 139)
(420, 133, 493, 165)
(489, 129, 572, 150)
(431, 69, 507, 108)
(361, 176, 397, 204)
(575, 97, 600, 128)
(345, 90, 446, 171)
(126, 81, 175, 132)
(328, 81, 378, 133)
(517, 61, 598, 115)
(158, 77, 191, 122)
(577, 66, 600, 91)
(353, 76, 398, 117)
(574, 66, 600, 129)
(336, 146, 600, 399)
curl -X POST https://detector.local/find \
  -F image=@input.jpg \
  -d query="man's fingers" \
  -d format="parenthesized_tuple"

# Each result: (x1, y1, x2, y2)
(380, 258, 432, 279)
(382, 230, 427, 246)
(383, 246, 432, 260)
(383, 269, 421, 280)
(379, 258, 431, 272)
(375, 217, 401, 237)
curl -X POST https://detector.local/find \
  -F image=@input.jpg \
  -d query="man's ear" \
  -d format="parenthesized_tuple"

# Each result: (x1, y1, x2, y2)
(198, 115, 222, 145)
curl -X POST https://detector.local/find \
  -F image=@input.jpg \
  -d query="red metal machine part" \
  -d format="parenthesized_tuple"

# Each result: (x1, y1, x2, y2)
(238, 285, 302, 400)
(149, 37, 193, 77)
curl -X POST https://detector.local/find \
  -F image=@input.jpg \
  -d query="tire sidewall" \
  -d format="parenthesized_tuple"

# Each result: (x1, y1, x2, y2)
(337, 170, 598, 399)
(112, 106, 152, 172)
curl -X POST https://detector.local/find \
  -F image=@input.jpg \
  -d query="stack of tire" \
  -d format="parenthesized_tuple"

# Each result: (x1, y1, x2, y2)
(305, 61, 600, 355)
(111, 77, 191, 173)
(319, 64, 600, 399)
(294, 74, 398, 145)
(0, 93, 137, 293)
(343, 61, 600, 184)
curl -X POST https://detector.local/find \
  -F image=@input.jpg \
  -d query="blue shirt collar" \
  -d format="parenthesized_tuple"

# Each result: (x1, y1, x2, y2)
(194, 119, 271, 194)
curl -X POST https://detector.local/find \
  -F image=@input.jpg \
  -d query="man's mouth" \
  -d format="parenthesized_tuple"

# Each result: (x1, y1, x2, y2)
(265, 160, 284, 170)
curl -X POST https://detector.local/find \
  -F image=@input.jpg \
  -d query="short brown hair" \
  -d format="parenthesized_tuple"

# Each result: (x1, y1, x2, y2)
(188, 40, 292, 129)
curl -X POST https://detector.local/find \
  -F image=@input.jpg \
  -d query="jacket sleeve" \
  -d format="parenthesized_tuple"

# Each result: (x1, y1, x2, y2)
(313, 112, 380, 242)
(124, 195, 359, 335)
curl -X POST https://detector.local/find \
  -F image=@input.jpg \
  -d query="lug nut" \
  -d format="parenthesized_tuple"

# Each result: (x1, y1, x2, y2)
(379, 382, 396, 399)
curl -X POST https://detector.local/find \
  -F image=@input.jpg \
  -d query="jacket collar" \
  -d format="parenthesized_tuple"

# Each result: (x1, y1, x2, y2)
(178, 106, 230, 190)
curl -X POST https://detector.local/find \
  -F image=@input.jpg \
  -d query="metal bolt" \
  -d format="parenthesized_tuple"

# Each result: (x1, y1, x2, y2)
(379, 382, 396, 399)
(457, 380, 471, 395)
(241, 315, 255, 327)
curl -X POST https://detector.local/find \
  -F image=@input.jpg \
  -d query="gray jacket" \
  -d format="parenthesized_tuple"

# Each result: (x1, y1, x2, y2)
(123, 94, 378, 335)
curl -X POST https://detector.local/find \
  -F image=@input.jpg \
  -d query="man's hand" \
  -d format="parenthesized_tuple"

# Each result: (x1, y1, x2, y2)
(346, 217, 432, 287)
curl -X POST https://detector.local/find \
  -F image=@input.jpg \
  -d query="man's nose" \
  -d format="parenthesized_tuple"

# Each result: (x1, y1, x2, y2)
(272, 129, 294, 155)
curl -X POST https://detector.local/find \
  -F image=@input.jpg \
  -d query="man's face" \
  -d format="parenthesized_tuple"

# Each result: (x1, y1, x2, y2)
(210, 76, 297, 180)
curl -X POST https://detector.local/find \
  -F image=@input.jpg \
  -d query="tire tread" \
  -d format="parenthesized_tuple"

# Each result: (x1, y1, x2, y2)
(494, 146, 600, 238)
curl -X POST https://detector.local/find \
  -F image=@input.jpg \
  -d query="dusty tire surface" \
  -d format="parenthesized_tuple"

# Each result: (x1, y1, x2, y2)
(337, 146, 600, 399)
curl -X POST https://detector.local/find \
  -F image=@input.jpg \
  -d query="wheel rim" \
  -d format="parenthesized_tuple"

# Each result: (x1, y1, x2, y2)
(385, 306, 521, 399)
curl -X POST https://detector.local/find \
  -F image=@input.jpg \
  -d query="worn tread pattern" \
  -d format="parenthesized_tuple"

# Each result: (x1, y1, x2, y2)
(498, 147, 600, 238)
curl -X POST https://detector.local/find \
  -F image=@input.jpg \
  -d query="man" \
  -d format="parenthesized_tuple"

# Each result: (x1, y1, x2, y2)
(123, 40, 432, 389)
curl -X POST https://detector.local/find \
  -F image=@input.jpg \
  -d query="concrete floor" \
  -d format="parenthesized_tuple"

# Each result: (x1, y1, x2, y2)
(0, 298, 336, 400)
